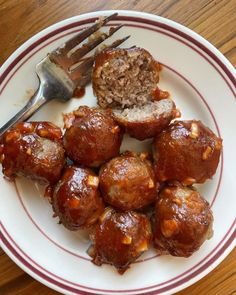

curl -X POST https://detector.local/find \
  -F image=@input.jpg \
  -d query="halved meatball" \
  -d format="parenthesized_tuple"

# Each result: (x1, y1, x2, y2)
(63, 106, 123, 167)
(153, 120, 222, 184)
(92, 47, 160, 108)
(153, 184, 213, 257)
(92, 47, 179, 140)
(89, 208, 152, 274)
(51, 166, 104, 230)
(0, 122, 65, 184)
(99, 152, 159, 211)
(113, 99, 179, 140)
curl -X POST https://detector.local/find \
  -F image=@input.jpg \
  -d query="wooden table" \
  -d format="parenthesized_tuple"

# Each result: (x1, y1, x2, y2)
(0, 0, 235, 294)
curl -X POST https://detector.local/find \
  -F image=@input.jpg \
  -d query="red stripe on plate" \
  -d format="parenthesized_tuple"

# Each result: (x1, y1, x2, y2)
(0, 14, 234, 295)
(1, 219, 235, 294)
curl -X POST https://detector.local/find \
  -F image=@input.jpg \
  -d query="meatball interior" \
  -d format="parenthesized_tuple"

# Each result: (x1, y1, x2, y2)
(112, 99, 179, 140)
(93, 47, 160, 108)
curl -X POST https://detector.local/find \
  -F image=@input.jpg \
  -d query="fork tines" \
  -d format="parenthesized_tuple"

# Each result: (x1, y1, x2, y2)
(49, 13, 130, 85)
(68, 24, 124, 61)
(70, 35, 131, 86)
(63, 13, 119, 53)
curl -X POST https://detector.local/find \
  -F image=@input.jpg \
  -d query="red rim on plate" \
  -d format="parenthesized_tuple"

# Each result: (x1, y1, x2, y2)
(0, 11, 235, 295)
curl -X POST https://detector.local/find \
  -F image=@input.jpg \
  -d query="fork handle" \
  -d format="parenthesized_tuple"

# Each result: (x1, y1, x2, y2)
(0, 84, 48, 138)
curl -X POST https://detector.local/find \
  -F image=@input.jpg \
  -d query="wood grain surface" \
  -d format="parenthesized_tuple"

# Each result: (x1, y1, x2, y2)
(0, 0, 235, 294)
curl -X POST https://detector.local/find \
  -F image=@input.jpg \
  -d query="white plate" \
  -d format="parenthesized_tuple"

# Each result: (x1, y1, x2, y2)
(0, 10, 235, 295)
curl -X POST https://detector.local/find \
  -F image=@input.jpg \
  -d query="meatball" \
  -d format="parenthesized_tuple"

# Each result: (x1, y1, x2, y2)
(113, 99, 179, 140)
(63, 106, 123, 167)
(0, 122, 65, 184)
(153, 184, 213, 257)
(92, 47, 160, 108)
(99, 152, 159, 211)
(153, 120, 222, 184)
(89, 208, 152, 274)
(51, 166, 104, 230)
(92, 47, 179, 140)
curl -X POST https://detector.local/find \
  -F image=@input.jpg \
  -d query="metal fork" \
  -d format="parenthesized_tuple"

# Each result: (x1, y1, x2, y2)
(0, 13, 130, 137)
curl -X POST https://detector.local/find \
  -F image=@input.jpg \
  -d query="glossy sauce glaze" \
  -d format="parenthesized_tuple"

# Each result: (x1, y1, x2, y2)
(153, 120, 222, 184)
(99, 152, 159, 211)
(0, 122, 65, 184)
(153, 184, 213, 257)
(51, 166, 104, 230)
(89, 208, 152, 274)
(63, 106, 123, 167)
(73, 87, 85, 98)
(152, 87, 170, 101)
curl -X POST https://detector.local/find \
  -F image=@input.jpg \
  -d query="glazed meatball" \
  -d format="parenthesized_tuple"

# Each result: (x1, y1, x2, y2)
(51, 166, 104, 230)
(63, 106, 123, 167)
(99, 152, 159, 211)
(89, 208, 152, 274)
(113, 99, 179, 140)
(153, 185, 213, 257)
(92, 47, 160, 108)
(153, 120, 222, 185)
(0, 122, 65, 184)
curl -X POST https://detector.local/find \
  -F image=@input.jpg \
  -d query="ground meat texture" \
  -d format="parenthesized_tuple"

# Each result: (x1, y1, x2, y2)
(153, 185, 213, 257)
(99, 153, 159, 211)
(89, 208, 152, 274)
(153, 120, 222, 185)
(63, 106, 123, 167)
(113, 99, 179, 140)
(92, 47, 160, 108)
(52, 166, 104, 230)
(0, 122, 65, 184)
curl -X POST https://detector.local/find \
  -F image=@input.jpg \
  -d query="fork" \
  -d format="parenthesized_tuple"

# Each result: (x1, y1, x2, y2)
(0, 13, 130, 137)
